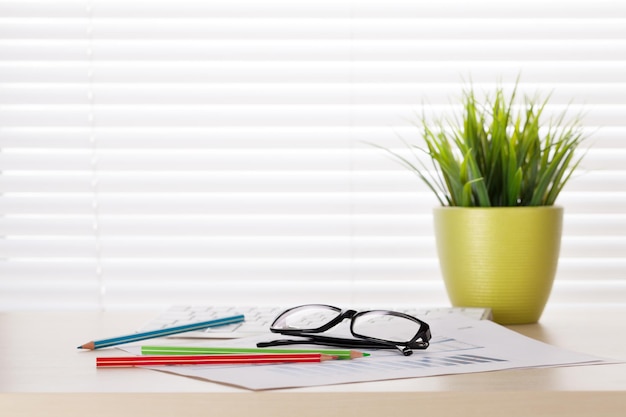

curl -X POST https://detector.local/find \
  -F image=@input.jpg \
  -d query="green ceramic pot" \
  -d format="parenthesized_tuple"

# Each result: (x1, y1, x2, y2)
(433, 206, 563, 324)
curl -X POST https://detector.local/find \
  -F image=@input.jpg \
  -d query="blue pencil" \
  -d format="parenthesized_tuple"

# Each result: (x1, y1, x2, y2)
(77, 314, 245, 350)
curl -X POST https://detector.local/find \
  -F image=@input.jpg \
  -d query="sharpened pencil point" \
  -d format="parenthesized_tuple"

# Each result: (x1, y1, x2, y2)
(349, 350, 371, 359)
(78, 341, 95, 350)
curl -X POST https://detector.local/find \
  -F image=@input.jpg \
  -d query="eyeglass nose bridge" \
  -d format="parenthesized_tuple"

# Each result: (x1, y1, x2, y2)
(317, 308, 358, 333)
(339, 309, 358, 320)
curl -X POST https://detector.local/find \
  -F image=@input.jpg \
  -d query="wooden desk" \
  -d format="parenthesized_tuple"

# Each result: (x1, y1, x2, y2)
(1, 306, 625, 417)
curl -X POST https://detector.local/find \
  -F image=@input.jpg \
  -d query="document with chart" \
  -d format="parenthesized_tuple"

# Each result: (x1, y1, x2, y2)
(123, 314, 612, 390)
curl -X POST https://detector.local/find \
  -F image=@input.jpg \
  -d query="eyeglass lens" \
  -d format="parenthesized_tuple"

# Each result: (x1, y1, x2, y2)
(352, 311, 421, 344)
(272, 305, 341, 332)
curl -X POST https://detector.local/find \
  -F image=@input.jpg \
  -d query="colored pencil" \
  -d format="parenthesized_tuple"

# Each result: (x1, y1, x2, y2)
(140, 345, 370, 359)
(77, 314, 245, 350)
(96, 353, 337, 368)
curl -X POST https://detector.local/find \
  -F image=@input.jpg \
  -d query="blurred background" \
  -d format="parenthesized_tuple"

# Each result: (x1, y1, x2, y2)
(0, 0, 624, 310)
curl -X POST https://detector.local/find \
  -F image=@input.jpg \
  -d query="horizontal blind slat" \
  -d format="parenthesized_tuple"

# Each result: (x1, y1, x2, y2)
(0, 126, 623, 149)
(2, 171, 623, 193)
(2, 193, 626, 214)
(4, 62, 626, 84)
(0, 150, 622, 172)
(3, 18, 626, 40)
(2, 0, 624, 19)
(3, 83, 626, 105)
(2, 236, 623, 259)
(0, 105, 621, 127)
(2, 40, 625, 61)
(1, 259, 623, 282)
(4, 214, 626, 236)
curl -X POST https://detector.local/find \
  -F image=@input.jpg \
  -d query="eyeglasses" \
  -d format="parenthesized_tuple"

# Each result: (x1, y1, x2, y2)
(256, 304, 431, 356)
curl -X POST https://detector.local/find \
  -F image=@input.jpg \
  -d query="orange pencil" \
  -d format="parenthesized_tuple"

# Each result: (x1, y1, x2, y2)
(96, 353, 337, 368)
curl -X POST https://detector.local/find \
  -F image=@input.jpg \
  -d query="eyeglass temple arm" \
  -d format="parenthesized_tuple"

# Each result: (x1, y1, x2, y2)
(256, 337, 414, 356)
(258, 338, 392, 349)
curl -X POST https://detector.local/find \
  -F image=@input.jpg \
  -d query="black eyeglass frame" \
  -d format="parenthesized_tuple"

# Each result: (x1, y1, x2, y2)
(257, 304, 431, 356)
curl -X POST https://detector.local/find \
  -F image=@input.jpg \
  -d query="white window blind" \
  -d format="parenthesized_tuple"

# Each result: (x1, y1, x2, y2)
(1, 0, 625, 310)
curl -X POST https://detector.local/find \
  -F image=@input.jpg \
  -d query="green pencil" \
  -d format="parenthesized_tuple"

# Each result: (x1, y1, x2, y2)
(141, 345, 370, 359)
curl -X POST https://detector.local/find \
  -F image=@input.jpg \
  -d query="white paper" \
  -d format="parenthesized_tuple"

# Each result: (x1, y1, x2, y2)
(121, 314, 612, 390)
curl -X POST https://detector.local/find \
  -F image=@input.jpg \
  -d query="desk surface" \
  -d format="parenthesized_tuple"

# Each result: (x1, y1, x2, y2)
(1, 306, 625, 417)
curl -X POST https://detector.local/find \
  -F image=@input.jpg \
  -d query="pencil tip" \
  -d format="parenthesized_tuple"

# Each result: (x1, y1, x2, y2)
(349, 350, 371, 358)
(77, 341, 95, 350)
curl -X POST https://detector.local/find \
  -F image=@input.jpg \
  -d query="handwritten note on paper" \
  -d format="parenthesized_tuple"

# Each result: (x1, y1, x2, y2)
(122, 314, 611, 390)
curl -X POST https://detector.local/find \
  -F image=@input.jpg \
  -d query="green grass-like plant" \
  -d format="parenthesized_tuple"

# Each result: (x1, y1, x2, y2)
(375, 83, 587, 207)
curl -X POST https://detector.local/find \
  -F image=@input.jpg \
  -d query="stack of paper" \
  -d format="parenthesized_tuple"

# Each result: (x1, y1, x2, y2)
(121, 314, 612, 390)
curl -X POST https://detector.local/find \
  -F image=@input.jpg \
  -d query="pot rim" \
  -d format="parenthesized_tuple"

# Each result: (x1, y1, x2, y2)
(433, 205, 563, 211)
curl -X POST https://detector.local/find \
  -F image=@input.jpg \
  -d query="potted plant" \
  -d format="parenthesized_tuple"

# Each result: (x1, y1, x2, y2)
(374, 82, 587, 324)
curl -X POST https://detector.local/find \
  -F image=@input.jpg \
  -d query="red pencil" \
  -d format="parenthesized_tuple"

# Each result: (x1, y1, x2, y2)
(96, 353, 337, 368)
